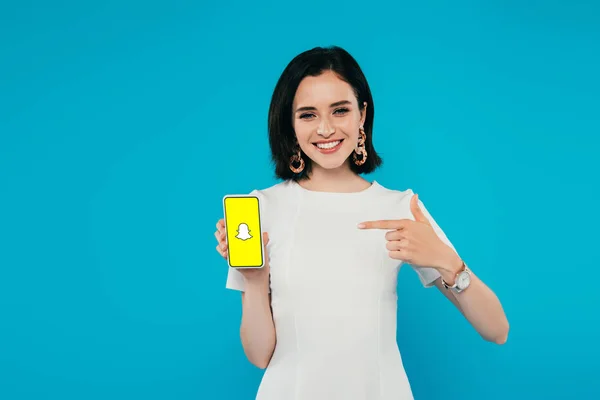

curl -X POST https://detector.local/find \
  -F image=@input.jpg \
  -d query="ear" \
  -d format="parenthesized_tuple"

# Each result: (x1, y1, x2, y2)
(360, 102, 368, 126)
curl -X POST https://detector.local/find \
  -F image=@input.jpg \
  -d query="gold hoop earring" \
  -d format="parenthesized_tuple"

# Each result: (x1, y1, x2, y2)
(289, 146, 305, 173)
(353, 127, 368, 166)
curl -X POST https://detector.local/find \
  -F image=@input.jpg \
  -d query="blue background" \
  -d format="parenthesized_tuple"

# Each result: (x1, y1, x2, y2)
(1, 1, 599, 399)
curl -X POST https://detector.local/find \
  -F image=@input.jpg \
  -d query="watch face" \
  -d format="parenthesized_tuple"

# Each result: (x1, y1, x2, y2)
(457, 271, 471, 290)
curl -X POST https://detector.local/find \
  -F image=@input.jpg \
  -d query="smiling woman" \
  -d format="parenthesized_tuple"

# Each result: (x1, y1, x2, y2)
(267, 47, 382, 183)
(214, 46, 509, 400)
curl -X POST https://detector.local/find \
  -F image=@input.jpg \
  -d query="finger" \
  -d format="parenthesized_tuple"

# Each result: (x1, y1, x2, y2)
(216, 239, 228, 251)
(388, 249, 410, 262)
(216, 243, 229, 259)
(358, 219, 409, 230)
(216, 219, 225, 232)
(214, 230, 225, 242)
(410, 194, 430, 225)
(263, 232, 270, 263)
(386, 239, 409, 252)
(385, 230, 406, 241)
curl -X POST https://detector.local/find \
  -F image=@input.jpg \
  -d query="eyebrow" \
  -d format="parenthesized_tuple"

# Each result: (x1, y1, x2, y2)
(294, 100, 352, 113)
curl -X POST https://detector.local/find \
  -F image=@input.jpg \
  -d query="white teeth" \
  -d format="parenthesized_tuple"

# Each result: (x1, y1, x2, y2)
(316, 140, 340, 149)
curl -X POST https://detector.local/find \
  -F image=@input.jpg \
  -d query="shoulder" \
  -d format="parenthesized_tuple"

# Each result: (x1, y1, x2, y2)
(369, 181, 434, 222)
(371, 181, 416, 206)
(250, 180, 296, 204)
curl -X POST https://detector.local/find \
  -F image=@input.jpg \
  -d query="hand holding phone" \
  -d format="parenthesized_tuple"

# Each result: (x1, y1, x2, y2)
(222, 195, 265, 268)
(215, 195, 270, 284)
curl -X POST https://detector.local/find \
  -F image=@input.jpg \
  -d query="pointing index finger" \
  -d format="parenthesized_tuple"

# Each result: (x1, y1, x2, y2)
(357, 220, 407, 230)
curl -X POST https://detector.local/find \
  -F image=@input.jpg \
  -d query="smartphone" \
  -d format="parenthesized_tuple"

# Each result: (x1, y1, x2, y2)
(222, 195, 264, 268)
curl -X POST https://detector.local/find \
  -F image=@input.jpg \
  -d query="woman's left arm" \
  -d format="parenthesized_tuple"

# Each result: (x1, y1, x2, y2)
(358, 193, 509, 345)
(433, 256, 509, 345)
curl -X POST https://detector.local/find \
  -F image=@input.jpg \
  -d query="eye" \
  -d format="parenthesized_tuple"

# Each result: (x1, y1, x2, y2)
(334, 107, 349, 115)
(299, 113, 315, 120)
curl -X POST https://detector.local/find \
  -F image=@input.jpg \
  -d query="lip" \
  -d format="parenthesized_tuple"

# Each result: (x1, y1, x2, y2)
(312, 138, 344, 154)
(312, 139, 344, 144)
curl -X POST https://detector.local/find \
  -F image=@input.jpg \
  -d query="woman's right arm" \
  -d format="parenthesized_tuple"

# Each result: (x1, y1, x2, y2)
(240, 281, 276, 369)
(215, 219, 276, 369)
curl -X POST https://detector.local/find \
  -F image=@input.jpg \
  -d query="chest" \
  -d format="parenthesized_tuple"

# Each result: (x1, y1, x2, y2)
(266, 205, 413, 301)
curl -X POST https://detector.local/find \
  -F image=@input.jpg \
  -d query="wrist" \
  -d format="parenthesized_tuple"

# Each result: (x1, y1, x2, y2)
(244, 276, 270, 292)
(437, 252, 464, 284)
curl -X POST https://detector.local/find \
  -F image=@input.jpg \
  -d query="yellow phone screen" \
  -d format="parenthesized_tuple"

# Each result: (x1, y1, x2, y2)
(223, 195, 264, 268)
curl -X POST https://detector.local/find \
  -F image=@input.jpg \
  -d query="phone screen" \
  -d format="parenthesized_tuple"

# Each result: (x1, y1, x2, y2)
(222, 195, 264, 268)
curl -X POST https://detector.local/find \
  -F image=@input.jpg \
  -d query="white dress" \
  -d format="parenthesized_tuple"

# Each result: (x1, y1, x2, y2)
(225, 180, 457, 400)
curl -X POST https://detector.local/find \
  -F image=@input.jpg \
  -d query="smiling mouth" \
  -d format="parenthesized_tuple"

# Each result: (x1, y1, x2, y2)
(313, 139, 344, 149)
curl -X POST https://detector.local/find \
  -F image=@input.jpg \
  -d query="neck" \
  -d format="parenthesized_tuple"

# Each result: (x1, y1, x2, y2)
(298, 162, 371, 193)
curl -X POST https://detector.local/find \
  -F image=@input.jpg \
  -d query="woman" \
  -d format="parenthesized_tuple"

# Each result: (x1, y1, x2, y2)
(214, 46, 509, 400)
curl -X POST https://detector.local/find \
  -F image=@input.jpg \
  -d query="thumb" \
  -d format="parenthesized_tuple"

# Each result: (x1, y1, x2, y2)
(410, 193, 430, 224)
(263, 232, 270, 265)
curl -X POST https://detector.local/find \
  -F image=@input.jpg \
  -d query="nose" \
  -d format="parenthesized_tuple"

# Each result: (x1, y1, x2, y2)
(317, 117, 335, 137)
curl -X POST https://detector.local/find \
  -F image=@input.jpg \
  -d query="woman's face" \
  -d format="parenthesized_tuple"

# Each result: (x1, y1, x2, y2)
(292, 70, 366, 172)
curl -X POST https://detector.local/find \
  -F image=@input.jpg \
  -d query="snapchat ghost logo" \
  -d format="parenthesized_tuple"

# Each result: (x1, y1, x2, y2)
(235, 223, 252, 241)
